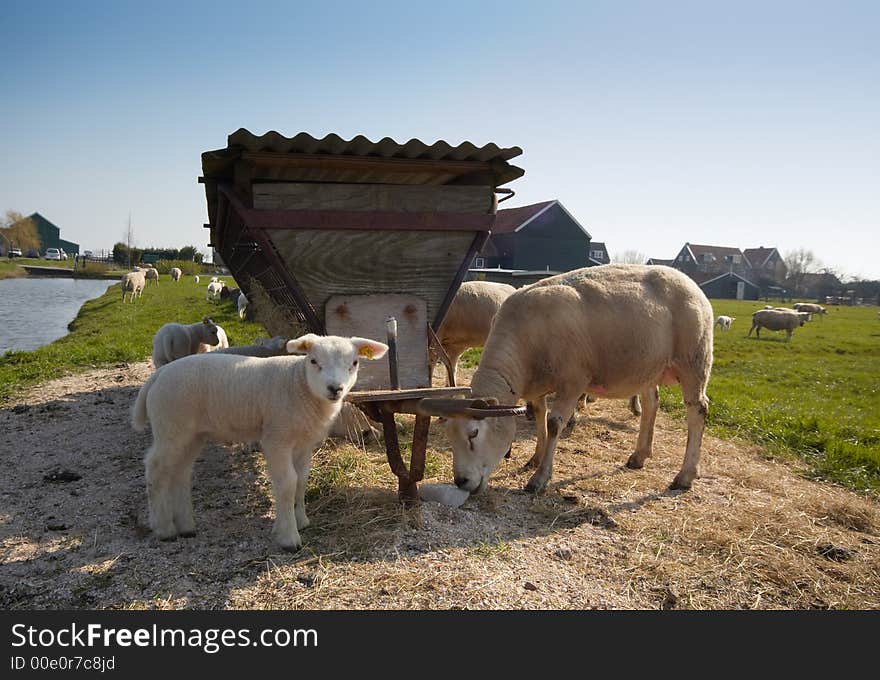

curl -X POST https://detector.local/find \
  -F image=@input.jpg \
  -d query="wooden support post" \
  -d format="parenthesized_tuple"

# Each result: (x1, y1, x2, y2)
(386, 316, 399, 389)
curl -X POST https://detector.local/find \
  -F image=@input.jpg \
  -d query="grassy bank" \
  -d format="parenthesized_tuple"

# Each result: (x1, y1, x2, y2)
(462, 300, 880, 493)
(0, 274, 266, 401)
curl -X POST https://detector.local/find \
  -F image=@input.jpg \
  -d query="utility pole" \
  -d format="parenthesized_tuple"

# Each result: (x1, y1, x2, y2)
(126, 212, 133, 269)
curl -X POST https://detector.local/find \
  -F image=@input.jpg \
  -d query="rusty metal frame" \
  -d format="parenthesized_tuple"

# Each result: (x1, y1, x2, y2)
(218, 183, 324, 333)
(433, 230, 490, 330)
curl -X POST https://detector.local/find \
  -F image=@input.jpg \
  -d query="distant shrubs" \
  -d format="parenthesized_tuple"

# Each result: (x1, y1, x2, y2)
(153, 259, 206, 276)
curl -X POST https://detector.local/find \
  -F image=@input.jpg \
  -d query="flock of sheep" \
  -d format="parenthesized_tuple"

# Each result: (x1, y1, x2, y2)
(128, 263, 725, 550)
(126, 261, 836, 551)
(712, 302, 826, 341)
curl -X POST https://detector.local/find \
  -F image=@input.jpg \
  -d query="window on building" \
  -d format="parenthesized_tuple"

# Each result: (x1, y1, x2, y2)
(474, 257, 485, 268)
(591, 250, 603, 260)
(732, 254, 742, 264)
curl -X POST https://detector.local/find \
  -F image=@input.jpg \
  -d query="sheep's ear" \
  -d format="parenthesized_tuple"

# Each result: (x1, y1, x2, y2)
(202, 316, 213, 324)
(351, 337, 389, 360)
(287, 333, 322, 355)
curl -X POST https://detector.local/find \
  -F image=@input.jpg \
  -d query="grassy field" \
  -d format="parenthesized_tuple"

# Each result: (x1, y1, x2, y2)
(3, 279, 878, 493)
(0, 274, 266, 401)
(463, 300, 880, 494)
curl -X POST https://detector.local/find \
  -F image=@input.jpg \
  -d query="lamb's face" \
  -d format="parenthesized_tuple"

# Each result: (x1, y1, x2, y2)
(201, 318, 220, 346)
(444, 415, 516, 494)
(287, 334, 389, 403)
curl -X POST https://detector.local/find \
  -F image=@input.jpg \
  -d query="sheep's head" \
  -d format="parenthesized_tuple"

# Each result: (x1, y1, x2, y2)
(287, 334, 388, 403)
(442, 405, 516, 494)
(201, 317, 220, 345)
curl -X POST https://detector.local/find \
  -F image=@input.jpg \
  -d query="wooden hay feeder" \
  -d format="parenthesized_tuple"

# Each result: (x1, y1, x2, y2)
(200, 129, 526, 500)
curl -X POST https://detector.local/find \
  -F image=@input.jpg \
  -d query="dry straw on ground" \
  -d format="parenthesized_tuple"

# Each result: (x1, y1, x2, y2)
(1, 363, 877, 610)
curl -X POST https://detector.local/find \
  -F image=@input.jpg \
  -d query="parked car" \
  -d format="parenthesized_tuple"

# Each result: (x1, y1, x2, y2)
(44, 248, 62, 260)
(8, 247, 22, 258)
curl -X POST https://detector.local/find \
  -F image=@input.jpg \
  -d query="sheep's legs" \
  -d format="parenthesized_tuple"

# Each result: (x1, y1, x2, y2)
(626, 386, 659, 469)
(525, 391, 581, 494)
(292, 450, 313, 531)
(523, 395, 548, 470)
(263, 442, 301, 551)
(672, 377, 710, 490)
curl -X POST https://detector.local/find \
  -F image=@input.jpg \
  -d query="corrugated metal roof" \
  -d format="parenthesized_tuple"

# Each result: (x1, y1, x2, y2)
(225, 128, 523, 164)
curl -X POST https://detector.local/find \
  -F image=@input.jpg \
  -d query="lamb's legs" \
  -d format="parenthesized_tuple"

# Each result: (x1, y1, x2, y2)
(170, 438, 203, 537)
(626, 386, 659, 470)
(523, 394, 548, 470)
(525, 391, 581, 494)
(292, 449, 313, 531)
(145, 441, 183, 540)
(263, 441, 301, 551)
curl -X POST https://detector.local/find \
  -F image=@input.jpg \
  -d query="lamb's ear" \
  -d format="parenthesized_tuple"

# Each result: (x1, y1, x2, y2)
(287, 333, 322, 355)
(351, 337, 389, 360)
(202, 316, 213, 325)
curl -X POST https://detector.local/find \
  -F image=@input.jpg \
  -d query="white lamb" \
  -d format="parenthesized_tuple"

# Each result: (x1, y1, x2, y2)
(121, 270, 146, 303)
(170, 267, 182, 282)
(197, 325, 229, 353)
(237, 292, 249, 320)
(144, 267, 159, 286)
(714, 315, 736, 331)
(151, 317, 223, 368)
(131, 334, 389, 550)
(206, 280, 224, 302)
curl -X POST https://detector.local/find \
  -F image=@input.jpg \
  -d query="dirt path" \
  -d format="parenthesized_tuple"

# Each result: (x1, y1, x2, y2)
(1, 362, 878, 609)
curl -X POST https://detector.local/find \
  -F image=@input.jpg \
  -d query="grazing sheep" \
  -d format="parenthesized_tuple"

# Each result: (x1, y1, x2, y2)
(715, 315, 736, 331)
(430, 281, 516, 386)
(152, 317, 222, 368)
(170, 267, 182, 282)
(748, 308, 810, 341)
(121, 270, 146, 303)
(144, 267, 159, 286)
(131, 334, 389, 550)
(441, 264, 714, 495)
(793, 302, 827, 316)
(194, 275, 200, 285)
(237, 292, 249, 320)
(206, 280, 225, 302)
(197, 324, 229, 353)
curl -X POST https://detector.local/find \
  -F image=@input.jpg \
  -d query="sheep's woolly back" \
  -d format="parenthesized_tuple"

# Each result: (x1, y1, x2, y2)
(132, 369, 161, 431)
(472, 264, 714, 402)
(437, 281, 516, 348)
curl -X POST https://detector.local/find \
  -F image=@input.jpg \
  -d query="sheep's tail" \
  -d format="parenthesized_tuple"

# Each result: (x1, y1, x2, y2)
(131, 370, 161, 432)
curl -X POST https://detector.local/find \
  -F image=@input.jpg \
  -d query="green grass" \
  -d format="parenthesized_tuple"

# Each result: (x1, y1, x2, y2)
(463, 301, 880, 493)
(0, 274, 266, 401)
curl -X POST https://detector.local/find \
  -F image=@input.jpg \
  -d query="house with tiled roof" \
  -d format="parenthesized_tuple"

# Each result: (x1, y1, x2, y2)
(470, 200, 596, 285)
(743, 246, 787, 285)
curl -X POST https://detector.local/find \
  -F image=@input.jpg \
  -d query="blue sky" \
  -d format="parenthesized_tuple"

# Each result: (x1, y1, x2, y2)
(2, 1, 878, 278)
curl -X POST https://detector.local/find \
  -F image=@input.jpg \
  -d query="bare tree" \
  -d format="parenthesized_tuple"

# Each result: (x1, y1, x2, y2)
(0, 210, 41, 254)
(784, 248, 821, 296)
(613, 249, 648, 264)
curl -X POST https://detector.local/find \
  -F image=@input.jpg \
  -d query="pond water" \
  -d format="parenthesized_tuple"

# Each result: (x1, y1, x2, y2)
(0, 277, 114, 355)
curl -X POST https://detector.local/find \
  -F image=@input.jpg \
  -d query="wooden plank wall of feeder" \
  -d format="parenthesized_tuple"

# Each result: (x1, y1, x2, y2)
(325, 294, 428, 390)
(252, 183, 493, 213)
(267, 229, 475, 329)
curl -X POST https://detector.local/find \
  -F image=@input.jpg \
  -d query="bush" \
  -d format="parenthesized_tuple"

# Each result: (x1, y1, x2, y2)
(152, 259, 208, 276)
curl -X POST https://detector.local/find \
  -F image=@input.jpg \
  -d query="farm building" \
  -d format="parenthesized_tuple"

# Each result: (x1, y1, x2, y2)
(698, 271, 760, 300)
(26, 212, 79, 256)
(473, 199, 593, 273)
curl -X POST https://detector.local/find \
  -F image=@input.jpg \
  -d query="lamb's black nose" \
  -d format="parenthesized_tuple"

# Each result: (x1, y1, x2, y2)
(454, 476, 470, 489)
